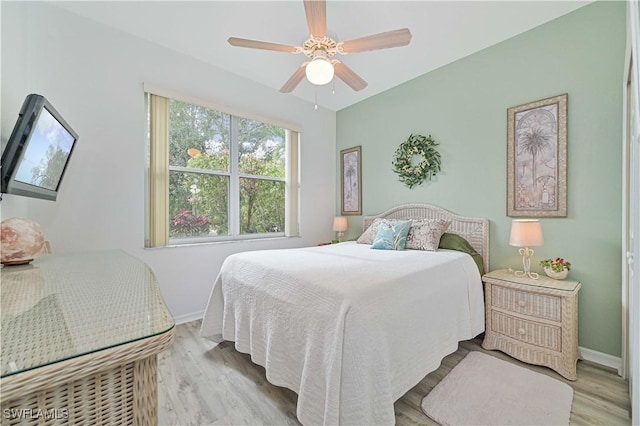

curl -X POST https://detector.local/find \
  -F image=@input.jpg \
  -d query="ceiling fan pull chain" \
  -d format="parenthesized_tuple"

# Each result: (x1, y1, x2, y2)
(332, 79, 335, 95)
(314, 88, 318, 110)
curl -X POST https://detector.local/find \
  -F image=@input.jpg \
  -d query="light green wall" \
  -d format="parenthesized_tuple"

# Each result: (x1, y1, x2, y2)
(336, 2, 625, 356)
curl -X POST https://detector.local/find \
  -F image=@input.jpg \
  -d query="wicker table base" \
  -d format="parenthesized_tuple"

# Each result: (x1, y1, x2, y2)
(1, 327, 175, 425)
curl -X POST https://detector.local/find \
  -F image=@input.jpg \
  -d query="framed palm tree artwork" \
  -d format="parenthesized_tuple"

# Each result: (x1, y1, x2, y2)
(341, 146, 362, 215)
(507, 94, 568, 217)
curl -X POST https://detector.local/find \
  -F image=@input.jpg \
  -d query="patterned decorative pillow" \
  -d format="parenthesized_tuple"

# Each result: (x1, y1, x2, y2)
(371, 219, 413, 250)
(356, 218, 383, 244)
(406, 219, 451, 251)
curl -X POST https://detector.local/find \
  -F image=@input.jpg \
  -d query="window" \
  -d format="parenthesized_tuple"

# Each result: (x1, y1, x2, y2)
(146, 92, 299, 247)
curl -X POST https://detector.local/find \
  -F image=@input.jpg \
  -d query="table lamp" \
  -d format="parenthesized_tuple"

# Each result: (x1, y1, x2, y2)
(333, 217, 348, 243)
(509, 219, 544, 279)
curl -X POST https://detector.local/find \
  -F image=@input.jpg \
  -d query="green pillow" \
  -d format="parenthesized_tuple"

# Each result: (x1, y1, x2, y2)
(438, 232, 485, 276)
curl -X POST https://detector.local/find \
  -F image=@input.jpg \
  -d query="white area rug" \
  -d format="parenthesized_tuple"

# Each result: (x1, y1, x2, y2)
(421, 351, 573, 425)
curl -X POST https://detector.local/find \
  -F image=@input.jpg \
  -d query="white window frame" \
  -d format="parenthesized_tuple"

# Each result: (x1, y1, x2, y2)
(145, 87, 300, 247)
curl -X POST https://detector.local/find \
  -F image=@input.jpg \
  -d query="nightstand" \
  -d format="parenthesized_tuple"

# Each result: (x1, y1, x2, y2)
(482, 269, 581, 380)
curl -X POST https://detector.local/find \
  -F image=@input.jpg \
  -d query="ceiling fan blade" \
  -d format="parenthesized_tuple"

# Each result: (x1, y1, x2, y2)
(340, 28, 412, 54)
(333, 62, 368, 91)
(228, 37, 298, 53)
(280, 64, 308, 93)
(303, 0, 327, 38)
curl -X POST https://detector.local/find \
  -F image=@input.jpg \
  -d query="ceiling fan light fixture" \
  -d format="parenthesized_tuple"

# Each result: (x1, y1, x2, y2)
(305, 51, 334, 86)
(230, 0, 412, 94)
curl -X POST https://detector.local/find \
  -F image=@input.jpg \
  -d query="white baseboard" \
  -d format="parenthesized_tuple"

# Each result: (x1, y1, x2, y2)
(579, 346, 622, 372)
(172, 310, 204, 325)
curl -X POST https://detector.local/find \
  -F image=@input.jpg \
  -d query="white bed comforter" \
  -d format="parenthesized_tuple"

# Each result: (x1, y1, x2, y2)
(200, 242, 484, 425)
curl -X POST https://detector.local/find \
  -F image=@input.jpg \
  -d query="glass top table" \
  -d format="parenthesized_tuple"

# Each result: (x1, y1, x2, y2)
(1, 250, 175, 378)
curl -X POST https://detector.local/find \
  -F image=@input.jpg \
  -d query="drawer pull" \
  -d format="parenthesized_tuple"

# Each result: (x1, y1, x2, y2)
(518, 300, 526, 307)
(518, 328, 526, 335)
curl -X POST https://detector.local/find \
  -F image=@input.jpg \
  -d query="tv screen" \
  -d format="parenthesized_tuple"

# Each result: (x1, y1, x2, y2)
(1, 94, 78, 201)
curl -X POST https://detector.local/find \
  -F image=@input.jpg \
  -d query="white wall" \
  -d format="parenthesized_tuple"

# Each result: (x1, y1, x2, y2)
(1, 2, 337, 322)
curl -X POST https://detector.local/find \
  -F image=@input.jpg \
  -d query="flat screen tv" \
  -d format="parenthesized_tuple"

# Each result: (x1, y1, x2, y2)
(1, 94, 78, 201)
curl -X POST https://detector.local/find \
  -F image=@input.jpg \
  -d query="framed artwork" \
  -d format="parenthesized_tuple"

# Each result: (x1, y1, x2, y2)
(340, 146, 362, 216)
(507, 93, 568, 217)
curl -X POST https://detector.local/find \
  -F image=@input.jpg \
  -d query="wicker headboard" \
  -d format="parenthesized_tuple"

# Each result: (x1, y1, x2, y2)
(363, 203, 489, 273)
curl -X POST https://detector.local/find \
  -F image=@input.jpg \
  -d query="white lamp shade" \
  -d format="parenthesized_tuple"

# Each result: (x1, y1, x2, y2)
(509, 219, 544, 247)
(305, 54, 334, 85)
(333, 217, 348, 232)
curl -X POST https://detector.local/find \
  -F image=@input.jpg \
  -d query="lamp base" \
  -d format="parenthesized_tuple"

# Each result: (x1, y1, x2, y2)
(514, 270, 539, 280)
(514, 246, 539, 280)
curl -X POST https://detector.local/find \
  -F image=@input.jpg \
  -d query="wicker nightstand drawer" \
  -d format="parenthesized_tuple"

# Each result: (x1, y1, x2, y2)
(491, 311, 562, 351)
(491, 285, 562, 321)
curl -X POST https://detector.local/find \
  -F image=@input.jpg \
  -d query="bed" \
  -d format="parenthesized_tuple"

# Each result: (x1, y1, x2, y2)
(200, 204, 489, 425)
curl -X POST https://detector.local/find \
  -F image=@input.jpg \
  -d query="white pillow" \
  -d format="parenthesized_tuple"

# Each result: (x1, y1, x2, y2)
(356, 218, 382, 244)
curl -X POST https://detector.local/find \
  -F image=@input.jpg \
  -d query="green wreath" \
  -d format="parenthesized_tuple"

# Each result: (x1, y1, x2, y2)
(392, 134, 441, 189)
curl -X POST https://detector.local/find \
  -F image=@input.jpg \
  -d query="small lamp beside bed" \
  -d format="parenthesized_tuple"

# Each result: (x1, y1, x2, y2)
(509, 219, 544, 279)
(333, 217, 348, 242)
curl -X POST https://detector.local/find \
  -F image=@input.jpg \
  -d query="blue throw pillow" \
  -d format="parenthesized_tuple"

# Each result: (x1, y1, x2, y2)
(371, 219, 413, 250)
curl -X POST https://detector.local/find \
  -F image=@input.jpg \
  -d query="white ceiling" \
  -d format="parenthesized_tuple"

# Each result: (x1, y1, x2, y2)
(52, 1, 589, 111)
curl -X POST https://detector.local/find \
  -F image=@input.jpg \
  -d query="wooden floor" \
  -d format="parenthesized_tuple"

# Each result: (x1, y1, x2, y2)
(158, 320, 631, 425)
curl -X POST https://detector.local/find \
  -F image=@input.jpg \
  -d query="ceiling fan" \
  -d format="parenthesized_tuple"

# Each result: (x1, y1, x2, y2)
(228, 0, 412, 93)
